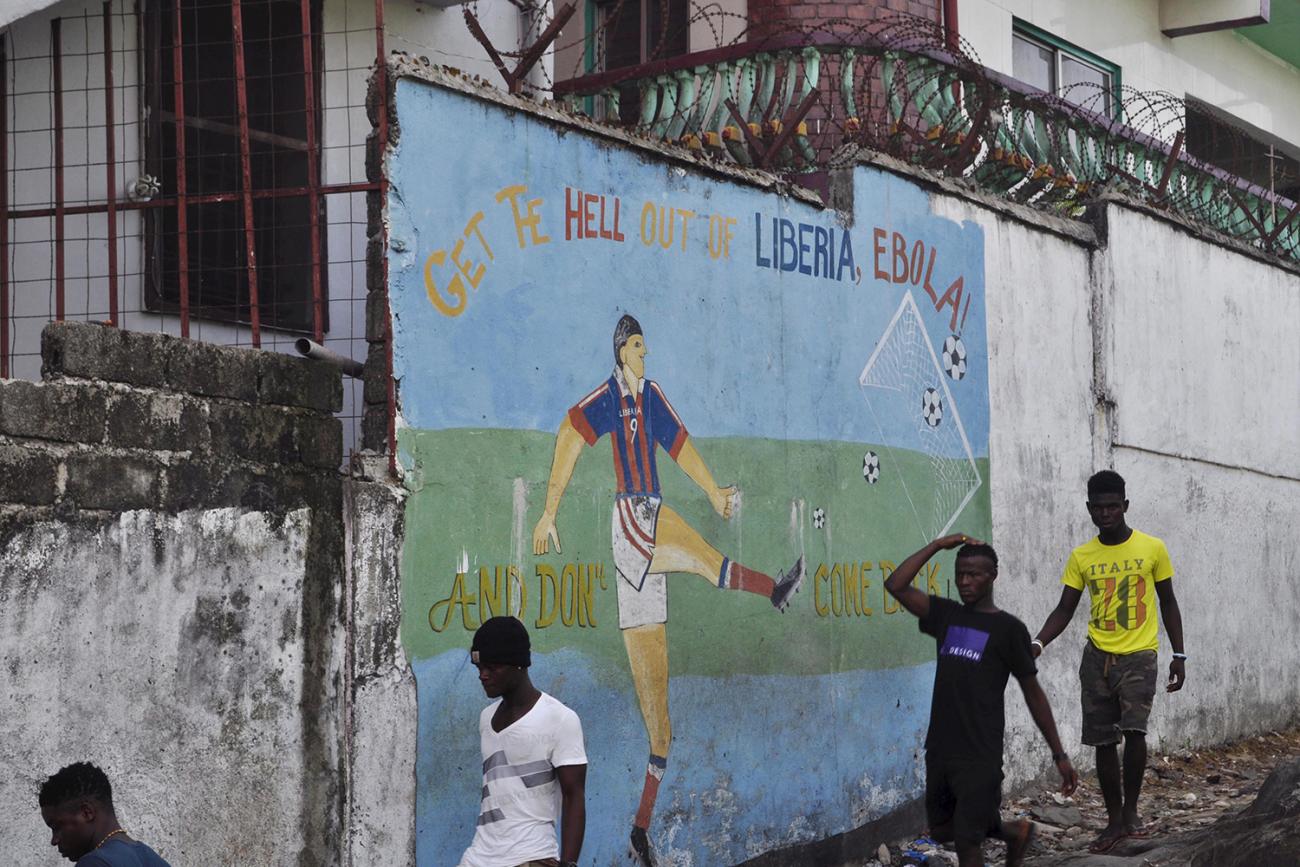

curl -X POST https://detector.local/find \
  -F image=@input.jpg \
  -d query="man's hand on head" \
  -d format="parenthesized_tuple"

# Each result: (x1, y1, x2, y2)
(935, 532, 983, 550)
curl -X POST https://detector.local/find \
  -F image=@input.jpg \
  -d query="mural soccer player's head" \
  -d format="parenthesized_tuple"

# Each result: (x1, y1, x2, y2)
(613, 314, 646, 380)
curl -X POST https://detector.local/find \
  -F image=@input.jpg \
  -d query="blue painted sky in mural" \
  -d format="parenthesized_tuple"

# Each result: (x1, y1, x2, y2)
(386, 82, 989, 459)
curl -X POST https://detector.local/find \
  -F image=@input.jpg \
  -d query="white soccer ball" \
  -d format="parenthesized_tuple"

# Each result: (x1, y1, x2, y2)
(812, 507, 826, 529)
(942, 334, 968, 381)
(863, 451, 881, 484)
(922, 387, 943, 428)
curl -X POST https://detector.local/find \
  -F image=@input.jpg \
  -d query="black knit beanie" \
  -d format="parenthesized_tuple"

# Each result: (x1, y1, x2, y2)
(471, 616, 531, 667)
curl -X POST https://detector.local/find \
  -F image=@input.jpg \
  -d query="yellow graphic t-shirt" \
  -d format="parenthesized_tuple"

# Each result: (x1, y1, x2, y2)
(1062, 530, 1173, 654)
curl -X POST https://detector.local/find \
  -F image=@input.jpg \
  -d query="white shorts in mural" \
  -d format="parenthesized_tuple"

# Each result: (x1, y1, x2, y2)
(612, 495, 667, 630)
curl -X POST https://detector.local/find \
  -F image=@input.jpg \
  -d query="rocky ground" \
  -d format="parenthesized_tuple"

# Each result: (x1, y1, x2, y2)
(860, 727, 1300, 867)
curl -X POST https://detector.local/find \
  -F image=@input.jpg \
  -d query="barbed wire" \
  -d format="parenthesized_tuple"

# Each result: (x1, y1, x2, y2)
(483, 8, 1298, 260)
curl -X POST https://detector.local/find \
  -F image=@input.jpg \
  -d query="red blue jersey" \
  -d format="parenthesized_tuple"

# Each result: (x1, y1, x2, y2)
(568, 371, 688, 496)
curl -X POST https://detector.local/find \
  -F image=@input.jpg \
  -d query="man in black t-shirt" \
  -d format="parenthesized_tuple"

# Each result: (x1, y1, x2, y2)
(886, 534, 1078, 867)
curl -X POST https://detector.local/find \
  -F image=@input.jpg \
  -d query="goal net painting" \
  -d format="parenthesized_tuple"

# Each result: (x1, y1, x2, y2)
(859, 291, 982, 544)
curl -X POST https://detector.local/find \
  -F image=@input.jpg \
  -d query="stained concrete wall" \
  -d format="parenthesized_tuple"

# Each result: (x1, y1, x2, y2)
(343, 474, 418, 866)
(0, 322, 354, 865)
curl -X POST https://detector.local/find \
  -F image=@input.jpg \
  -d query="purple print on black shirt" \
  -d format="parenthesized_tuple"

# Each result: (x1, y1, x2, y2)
(941, 625, 990, 662)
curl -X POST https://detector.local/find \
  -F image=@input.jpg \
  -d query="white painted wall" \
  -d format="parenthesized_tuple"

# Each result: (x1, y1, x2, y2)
(958, 0, 1300, 148)
(1102, 205, 1299, 479)
(931, 182, 1300, 789)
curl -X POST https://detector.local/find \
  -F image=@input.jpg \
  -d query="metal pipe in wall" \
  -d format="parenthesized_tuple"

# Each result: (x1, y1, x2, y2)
(294, 338, 364, 378)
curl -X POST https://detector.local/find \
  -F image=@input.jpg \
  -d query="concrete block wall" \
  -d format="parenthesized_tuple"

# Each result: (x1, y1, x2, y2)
(0, 323, 344, 517)
(0, 322, 352, 865)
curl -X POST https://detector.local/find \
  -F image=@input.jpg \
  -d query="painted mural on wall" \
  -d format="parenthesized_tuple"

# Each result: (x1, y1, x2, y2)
(387, 77, 991, 866)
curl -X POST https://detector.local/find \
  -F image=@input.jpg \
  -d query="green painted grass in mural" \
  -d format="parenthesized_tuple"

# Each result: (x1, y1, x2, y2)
(401, 428, 992, 678)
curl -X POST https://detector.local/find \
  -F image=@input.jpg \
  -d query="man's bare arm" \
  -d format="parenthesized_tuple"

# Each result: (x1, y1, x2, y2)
(885, 534, 976, 620)
(1156, 579, 1186, 691)
(1017, 673, 1078, 794)
(1032, 586, 1084, 657)
(556, 763, 587, 863)
(533, 417, 586, 555)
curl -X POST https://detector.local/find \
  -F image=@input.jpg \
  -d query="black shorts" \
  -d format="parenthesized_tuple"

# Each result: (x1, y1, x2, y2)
(925, 753, 1004, 845)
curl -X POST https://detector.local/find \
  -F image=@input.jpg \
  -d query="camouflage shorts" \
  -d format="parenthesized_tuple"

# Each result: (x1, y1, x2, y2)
(1079, 641, 1157, 746)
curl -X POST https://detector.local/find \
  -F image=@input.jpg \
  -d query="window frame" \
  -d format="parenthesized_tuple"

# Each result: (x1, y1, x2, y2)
(1012, 20, 1122, 119)
(139, 0, 329, 335)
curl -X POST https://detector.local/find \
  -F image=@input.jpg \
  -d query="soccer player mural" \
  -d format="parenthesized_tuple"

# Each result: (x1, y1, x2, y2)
(531, 313, 804, 863)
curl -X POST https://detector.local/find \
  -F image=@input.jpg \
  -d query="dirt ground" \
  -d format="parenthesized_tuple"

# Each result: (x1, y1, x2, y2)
(868, 726, 1300, 866)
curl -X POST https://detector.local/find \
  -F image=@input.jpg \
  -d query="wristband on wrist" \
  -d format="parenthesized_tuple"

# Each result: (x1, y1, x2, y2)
(1031, 638, 1045, 652)
(1052, 751, 1068, 762)
(1172, 652, 1188, 660)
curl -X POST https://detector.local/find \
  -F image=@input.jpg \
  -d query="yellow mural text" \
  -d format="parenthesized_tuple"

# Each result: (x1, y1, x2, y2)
(426, 561, 607, 632)
(423, 211, 494, 318)
(639, 202, 697, 252)
(535, 562, 607, 629)
(708, 215, 737, 260)
(496, 184, 552, 249)
(428, 564, 526, 632)
(814, 560, 942, 618)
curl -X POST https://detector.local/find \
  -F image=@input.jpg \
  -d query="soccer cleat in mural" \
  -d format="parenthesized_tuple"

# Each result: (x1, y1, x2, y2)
(630, 825, 655, 866)
(942, 333, 969, 381)
(859, 291, 982, 543)
(863, 450, 882, 484)
(770, 556, 806, 612)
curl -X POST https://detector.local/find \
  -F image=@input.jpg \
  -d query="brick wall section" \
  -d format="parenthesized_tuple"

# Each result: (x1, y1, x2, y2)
(747, 0, 939, 39)
(364, 85, 391, 454)
(0, 322, 344, 516)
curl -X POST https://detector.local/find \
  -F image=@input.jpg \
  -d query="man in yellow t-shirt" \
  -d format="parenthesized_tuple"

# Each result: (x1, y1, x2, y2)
(1031, 471, 1186, 855)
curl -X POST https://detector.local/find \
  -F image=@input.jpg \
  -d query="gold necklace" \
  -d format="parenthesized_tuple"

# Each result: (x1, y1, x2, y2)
(96, 829, 127, 849)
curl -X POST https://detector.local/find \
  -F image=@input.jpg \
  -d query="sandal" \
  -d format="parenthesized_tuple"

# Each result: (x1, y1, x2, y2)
(1087, 829, 1127, 854)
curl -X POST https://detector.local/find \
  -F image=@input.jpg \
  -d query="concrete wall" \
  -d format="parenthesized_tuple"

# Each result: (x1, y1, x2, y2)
(343, 473, 418, 866)
(929, 178, 1300, 785)
(0, 322, 354, 865)
(958, 0, 1300, 147)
